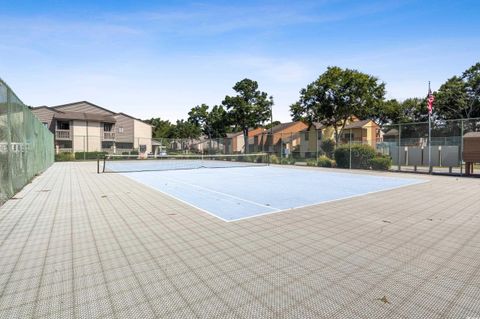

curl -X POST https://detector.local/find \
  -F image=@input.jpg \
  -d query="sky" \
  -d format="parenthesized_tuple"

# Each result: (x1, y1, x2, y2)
(1, 0, 479, 122)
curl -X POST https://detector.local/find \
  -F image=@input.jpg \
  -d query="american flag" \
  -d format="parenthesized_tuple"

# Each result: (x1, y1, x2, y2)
(427, 87, 435, 115)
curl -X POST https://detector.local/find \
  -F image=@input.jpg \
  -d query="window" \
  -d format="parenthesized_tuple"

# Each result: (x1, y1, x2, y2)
(117, 127, 124, 133)
(116, 142, 133, 149)
(42, 122, 48, 128)
(103, 123, 113, 132)
(57, 121, 70, 130)
(304, 132, 309, 141)
(102, 141, 114, 149)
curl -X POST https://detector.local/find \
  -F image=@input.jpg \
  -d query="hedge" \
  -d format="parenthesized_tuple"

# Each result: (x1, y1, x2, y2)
(55, 152, 75, 161)
(74, 151, 107, 160)
(269, 154, 280, 164)
(320, 139, 335, 159)
(370, 156, 392, 171)
(317, 155, 334, 168)
(334, 144, 376, 169)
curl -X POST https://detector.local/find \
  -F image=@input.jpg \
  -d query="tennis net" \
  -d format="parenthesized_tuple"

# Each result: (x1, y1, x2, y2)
(98, 153, 270, 173)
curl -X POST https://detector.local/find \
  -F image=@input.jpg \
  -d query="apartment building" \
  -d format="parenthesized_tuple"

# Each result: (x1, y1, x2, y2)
(31, 101, 152, 154)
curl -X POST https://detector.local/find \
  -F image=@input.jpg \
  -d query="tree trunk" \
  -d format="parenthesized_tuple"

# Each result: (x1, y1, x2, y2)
(243, 128, 249, 154)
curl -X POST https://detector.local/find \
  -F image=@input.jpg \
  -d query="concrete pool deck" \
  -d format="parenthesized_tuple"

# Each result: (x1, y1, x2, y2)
(0, 162, 479, 318)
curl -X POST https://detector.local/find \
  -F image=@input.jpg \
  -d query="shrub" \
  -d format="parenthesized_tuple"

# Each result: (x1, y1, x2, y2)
(55, 152, 75, 161)
(121, 150, 140, 156)
(281, 156, 296, 165)
(74, 151, 107, 160)
(370, 156, 392, 171)
(317, 155, 333, 167)
(269, 154, 279, 164)
(306, 159, 317, 166)
(321, 139, 336, 158)
(334, 144, 376, 169)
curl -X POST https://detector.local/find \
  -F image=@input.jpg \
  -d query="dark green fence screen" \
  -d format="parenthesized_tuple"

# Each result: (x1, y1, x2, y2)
(0, 78, 54, 205)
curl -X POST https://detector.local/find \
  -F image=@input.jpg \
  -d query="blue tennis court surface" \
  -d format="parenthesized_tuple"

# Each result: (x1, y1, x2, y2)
(120, 166, 425, 221)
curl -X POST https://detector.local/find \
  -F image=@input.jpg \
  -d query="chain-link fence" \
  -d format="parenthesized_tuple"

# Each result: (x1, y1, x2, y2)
(379, 119, 480, 174)
(0, 79, 55, 205)
(54, 118, 480, 176)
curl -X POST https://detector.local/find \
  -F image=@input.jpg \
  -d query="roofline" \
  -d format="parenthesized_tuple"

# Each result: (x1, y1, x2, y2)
(116, 113, 154, 127)
(31, 105, 62, 112)
(50, 101, 116, 115)
(270, 121, 304, 133)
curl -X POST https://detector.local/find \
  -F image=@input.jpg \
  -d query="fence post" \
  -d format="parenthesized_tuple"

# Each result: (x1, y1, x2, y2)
(460, 119, 464, 176)
(5, 86, 13, 197)
(349, 128, 352, 170)
(397, 124, 401, 171)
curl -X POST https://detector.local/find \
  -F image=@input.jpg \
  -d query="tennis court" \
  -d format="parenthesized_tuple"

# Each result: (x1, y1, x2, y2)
(102, 155, 425, 221)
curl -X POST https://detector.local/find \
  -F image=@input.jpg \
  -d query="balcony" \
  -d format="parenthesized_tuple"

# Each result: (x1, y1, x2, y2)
(103, 131, 115, 140)
(55, 129, 71, 140)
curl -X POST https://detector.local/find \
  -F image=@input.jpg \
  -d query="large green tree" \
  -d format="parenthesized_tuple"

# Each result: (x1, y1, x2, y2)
(145, 118, 175, 138)
(188, 104, 230, 138)
(434, 62, 480, 120)
(171, 119, 202, 139)
(290, 66, 385, 144)
(222, 79, 273, 152)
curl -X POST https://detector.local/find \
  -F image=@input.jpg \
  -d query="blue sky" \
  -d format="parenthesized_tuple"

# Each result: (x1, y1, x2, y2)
(1, 0, 479, 122)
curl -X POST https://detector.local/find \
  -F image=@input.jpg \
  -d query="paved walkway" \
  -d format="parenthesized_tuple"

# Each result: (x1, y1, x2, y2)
(0, 162, 479, 318)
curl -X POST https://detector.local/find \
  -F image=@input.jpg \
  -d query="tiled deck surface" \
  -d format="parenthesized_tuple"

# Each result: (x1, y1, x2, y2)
(1, 162, 479, 319)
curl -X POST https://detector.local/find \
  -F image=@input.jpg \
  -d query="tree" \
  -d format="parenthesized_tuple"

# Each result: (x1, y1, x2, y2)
(171, 119, 202, 139)
(222, 79, 273, 153)
(145, 118, 175, 138)
(264, 121, 281, 130)
(188, 104, 230, 138)
(401, 98, 428, 123)
(373, 99, 403, 126)
(434, 62, 480, 120)
(290, 66, 385, 144)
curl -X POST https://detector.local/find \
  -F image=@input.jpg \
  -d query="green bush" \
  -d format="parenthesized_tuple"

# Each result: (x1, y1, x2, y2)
(269, 154, 279, 164)
(121, 150, 139, 156)
(55, 152, 75, 161)
(321, 139, 336, 158)
(306, 159, 317, 166)
(334, 144, 376, 169)
(74, 151, 107, 160)
(281, 156, 296, 165)
(317, 155, 333, 167)
(370, 156, 392, 171)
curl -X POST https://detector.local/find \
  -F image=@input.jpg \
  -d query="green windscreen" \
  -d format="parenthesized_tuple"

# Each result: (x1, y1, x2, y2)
(0, 78, 54, 205)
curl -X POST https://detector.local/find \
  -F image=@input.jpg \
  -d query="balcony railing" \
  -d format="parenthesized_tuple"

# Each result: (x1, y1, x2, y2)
(55, 129, 71, 140)
(103, 131, 115, 140)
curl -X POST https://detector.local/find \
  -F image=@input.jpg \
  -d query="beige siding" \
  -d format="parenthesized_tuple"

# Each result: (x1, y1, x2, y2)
(113, 114, 134, 143)
(133, 120, 152, 153)
(72, 120, 86, 152)
(55, 102, 113, 116)
(31, 108, 56, 131)
(87, 121, 101, 152)
(72, 120, 101, 152)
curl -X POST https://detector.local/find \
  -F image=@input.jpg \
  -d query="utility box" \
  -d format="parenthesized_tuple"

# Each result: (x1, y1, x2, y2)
(463, 132, 480, 175)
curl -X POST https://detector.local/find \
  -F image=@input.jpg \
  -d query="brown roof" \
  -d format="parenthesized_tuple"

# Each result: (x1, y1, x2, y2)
(270, 122, 304, 134)
(300, 122, 325, 131)
(344, 119, 376, 129)
(54, 112, 116, 123)
(51, 101, 116, 115)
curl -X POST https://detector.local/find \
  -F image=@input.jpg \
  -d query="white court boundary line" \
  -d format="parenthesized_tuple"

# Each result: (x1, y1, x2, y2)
(118, 170, 429, 223)
(159, 175, 283, 211)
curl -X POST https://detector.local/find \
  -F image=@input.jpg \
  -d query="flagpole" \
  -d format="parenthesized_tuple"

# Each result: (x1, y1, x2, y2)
(428, 81, 432, 174)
